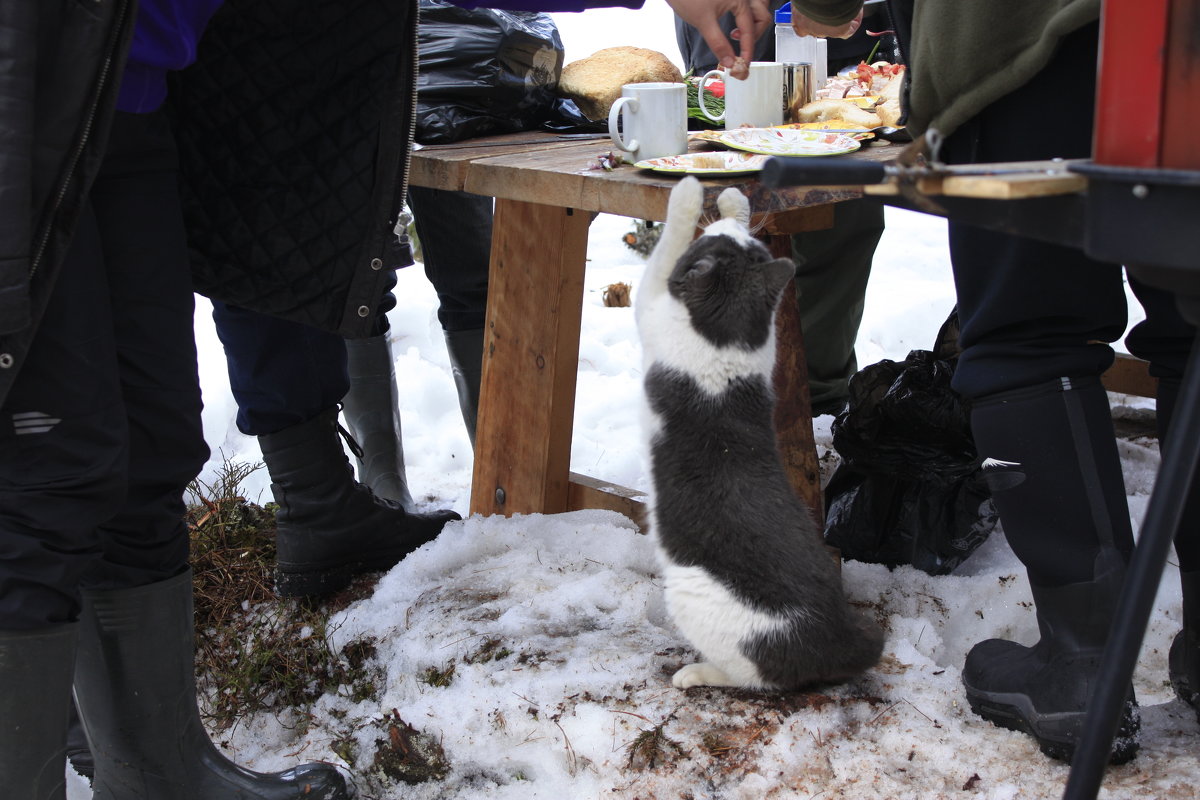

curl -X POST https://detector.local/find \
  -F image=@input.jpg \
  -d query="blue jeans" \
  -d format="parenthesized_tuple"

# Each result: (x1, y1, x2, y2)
(213, 186, 492, 436)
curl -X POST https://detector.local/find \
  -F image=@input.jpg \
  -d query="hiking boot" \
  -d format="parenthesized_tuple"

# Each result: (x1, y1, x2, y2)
(259, 407, 459, 598)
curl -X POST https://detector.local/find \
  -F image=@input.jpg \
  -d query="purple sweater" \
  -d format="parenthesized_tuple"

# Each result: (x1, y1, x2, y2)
(119, 0, 643, 113)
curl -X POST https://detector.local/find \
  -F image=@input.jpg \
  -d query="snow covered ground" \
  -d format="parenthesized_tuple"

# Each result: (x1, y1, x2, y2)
(67, 4, 1194, 797)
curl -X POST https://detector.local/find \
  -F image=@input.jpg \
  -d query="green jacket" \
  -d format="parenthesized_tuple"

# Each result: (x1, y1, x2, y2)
(791, 0, 1100, 138)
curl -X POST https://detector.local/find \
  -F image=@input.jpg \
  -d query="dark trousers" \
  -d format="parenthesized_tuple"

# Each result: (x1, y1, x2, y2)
(944, 23, 1191, 399)
(0, 112, 208, 629)
(213, 186, 492, 436)
(942, 23, 1198, 576)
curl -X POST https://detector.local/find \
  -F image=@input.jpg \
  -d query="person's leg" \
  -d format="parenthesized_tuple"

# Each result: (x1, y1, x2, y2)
(789, 197, 883, 416)
(212, 302, 458, 598)
(1126, 278, 1200, 714)
(1, 185, 118, 800)
(211, 301, 350, 437)
(408, 186, 492, 444)
(942, 23, 1140, 763)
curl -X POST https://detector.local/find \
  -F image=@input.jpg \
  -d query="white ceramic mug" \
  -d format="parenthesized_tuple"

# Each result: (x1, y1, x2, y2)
(607, 82, 688, 163)
(698, 61, 786, 129)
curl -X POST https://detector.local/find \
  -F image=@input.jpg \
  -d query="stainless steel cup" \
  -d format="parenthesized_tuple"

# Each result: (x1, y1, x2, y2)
(781, 62, 814, 124)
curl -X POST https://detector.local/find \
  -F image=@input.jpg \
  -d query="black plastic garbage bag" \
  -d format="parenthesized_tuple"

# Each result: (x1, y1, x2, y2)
(823, 311, 999, 575)
(416, 0, 570, 143)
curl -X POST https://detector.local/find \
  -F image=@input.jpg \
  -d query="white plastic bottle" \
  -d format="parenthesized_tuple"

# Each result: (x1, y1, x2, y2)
(773, 5, 828, 89)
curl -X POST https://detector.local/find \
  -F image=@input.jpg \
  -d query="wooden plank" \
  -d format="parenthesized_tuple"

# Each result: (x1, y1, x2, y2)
(863, 160, 1087, 200)
(470, 199, 590, 516)
(1102, 352, 1159, 399)
(462, 140, 875, 221)
(410, 133, 601, 192)
(567, 473, 647, 530)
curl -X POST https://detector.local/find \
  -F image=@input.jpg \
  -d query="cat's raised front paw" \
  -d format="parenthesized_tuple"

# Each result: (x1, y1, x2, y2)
(672, 662, 735, 689)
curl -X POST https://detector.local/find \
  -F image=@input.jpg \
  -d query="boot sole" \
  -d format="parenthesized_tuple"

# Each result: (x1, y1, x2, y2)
(275, 552, 405, 599)
(965, 688, 1140, 765)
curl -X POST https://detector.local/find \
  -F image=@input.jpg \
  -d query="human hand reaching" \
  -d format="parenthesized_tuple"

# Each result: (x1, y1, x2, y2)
(666, 0, 771, 79)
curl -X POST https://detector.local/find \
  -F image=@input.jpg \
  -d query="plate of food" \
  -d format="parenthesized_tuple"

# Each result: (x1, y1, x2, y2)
(714, 128, 862, 157)
(775, 120, 877, 140)
(634, 151, 769, 175)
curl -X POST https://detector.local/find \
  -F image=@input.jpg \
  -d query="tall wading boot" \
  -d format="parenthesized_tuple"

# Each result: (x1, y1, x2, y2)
(0, 625, 77, 800)
(1170, 570, 1200, 714)
(444, 328, 484, 447)
(1157, 376, 1200, 715)
(259, 407, 460, 598)
(73, 571, 348, 799)
(961, 376, 1140, 764)
(66, 701, 94, 781)
(343, 333, 415, 510)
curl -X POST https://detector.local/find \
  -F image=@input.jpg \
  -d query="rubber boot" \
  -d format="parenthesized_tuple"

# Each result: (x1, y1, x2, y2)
(66, 700, 94, 781)
(1154, 375, 1200, 716)
(961, 376, 1139, 764)
(343, 333, 415, 510)
(0, 625, 77, 800)
(1170, 570, 1200, 714)
(963, 578, 1140, 764)
(259, 407, 460, 598)
(72, 570, 348, 799)
(444, 327, 484, 447)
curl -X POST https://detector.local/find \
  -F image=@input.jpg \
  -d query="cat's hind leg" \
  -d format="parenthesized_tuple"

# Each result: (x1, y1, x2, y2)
(672, 662, 740, 689)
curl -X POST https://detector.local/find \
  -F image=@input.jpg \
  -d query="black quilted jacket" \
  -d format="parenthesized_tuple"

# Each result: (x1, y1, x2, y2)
(169, 0, 419, 338)
(0, 0, 137, 408)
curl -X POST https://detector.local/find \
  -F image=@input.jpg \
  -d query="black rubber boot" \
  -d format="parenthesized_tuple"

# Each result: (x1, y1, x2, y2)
(962, 578, 1140, 764)
(66, 700, 94, 781)
(1170, 570, 1200, 714)
(260, 407, 460, 598)
(73, 570, 348, 799)
(444, 327, 484, 447)
(962, 376, 1139, 763)
(343, 333, 415, 510)
(0, 624, 76, 800)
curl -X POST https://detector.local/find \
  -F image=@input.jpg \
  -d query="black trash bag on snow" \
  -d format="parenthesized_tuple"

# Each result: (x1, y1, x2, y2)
(823, 309, 999, 575)
(416, 0, 572, 143)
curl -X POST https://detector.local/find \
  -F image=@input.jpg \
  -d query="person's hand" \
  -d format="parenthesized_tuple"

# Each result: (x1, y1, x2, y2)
(792, 8, 863, 39)
(667, 0, 771, 79)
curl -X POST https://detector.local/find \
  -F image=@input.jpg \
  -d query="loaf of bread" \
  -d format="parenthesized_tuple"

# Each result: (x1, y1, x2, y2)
(557, 46, 684, 121)
(875, 73, 904, 127)
(795, 98, 882, 128)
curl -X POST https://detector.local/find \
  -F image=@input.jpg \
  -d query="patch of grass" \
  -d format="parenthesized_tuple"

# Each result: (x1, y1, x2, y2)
(465, 637, 512, 664)
(418, 663, 457, 688)
(186, 457, 384, 731)
(369, 709, 450, 786)
(624, 714, 687, 771)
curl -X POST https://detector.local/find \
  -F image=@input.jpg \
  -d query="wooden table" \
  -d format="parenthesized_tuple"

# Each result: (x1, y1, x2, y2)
(409, 131, 900, 525)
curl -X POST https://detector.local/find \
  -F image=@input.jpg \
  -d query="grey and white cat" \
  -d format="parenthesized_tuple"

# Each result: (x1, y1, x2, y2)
(637, 176, 884, 691)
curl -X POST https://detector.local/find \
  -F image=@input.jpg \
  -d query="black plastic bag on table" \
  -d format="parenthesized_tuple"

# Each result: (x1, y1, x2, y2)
(823, 310, 999, 575)
(416, 0, 570, 144)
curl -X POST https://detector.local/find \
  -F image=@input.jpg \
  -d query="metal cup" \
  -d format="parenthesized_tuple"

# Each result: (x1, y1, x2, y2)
(781, 62, 814, 124)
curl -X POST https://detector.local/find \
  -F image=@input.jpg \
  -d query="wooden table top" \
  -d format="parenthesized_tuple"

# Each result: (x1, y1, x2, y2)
(410, 130, 903, 222)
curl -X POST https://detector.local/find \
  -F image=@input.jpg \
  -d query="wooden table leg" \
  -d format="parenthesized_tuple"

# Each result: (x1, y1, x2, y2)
(469, 199, 590, 516)
(767, 237, 824, 529)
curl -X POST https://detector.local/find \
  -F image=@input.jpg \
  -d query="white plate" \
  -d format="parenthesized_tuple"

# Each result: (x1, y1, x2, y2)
(634, 151, 769, 175)
(715, 128, 862, 157)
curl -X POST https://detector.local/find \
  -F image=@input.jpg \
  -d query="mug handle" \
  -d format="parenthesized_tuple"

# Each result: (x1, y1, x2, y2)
(698, 69, 726, 122)
(608, 96, 640, 154)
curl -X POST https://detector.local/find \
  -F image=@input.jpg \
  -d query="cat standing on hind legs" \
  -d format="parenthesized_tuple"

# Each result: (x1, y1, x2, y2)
(637, 176, 884, 691)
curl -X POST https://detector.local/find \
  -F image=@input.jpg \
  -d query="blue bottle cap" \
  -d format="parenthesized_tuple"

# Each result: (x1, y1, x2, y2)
(775, 4, 792, 23)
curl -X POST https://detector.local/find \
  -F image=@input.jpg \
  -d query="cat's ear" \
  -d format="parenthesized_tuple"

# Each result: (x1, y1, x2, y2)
(764, 258, 797, 300)
(716, 187, 750, 226)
